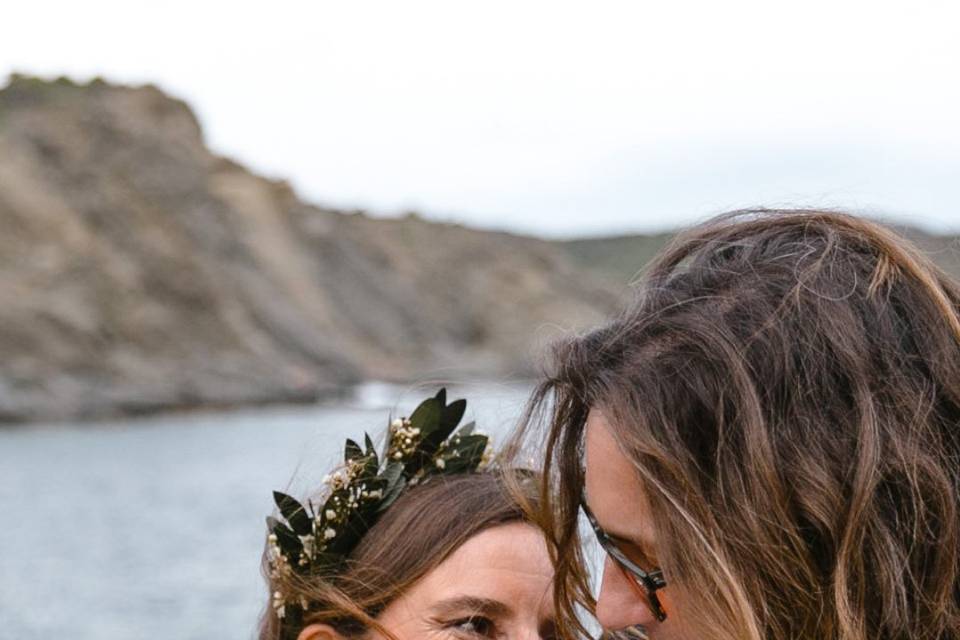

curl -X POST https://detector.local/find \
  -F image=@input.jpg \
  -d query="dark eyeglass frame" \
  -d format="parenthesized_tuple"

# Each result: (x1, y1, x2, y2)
(580, 496, 668, 622)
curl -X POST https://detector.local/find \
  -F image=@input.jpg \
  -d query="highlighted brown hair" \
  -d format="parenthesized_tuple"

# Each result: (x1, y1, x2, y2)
(518, 210, 960, 640)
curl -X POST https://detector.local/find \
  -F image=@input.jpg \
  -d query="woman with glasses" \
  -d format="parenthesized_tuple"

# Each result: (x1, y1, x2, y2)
(514, 211, 960, 640)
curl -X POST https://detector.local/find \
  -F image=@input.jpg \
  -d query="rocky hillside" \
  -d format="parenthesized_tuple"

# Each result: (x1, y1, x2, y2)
(0, 75, 621, 423)
(4, 76, 957, 424)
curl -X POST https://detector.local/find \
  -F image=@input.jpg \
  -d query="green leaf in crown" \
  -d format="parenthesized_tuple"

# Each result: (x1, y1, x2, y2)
(265, 388, 492, 623)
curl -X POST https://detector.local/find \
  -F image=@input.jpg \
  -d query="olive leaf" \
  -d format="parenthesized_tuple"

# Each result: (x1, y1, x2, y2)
(318, 487, 349, 529)
(267, 516, 303, 555)
(344, 438, 364, 464)
(403, 397, 443, 475)
(449, 433, 487, 457)
(381, 459, 404, 489)
(440, 398, 467, 434)
(361, 433, 379, 477)
(413, 399, 465, 472)
(378, 469, 407, 512)
(408, 396, 442, 435)
(362, 453, 378, 479)
(364, 432, 377, 458)
(327, 513, 364, 555)
(274, 490, 312, 536)
(438, 434, 489, 474)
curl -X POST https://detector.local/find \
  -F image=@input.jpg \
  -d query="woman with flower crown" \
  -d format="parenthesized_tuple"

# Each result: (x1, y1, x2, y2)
(259, 389, 556, 640)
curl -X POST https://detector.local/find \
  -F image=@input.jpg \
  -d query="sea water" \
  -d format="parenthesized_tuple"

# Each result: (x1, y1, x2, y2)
(0, 383, 533, 640)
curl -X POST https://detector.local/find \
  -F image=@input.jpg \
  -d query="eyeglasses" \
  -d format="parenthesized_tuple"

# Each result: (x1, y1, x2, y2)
(580, 496, 668, 622)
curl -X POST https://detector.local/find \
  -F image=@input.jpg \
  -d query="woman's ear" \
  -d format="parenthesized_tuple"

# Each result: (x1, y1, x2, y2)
(297, 624, 351, 640)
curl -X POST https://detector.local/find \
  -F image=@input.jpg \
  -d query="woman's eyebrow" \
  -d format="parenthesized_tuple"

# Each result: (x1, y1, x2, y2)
(431, 596, 512, 618)
(594, 518, 658, 559)
(583, 495, 657, 553)
(609, 530, 659, 559)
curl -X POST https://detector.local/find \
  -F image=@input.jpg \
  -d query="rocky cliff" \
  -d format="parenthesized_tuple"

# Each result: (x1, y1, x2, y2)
(5, 76, 956, 424)
(0, 76, 620, 422)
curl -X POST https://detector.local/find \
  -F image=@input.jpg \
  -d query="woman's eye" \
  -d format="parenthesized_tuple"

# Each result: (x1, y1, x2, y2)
(450, 616, 496, 637)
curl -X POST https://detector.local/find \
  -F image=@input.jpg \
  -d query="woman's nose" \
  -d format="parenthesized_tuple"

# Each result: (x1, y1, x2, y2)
(595, 556, 658, 631)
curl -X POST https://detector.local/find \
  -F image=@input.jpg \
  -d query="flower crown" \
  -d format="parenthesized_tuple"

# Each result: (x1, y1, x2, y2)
(266, 388, 491, 627)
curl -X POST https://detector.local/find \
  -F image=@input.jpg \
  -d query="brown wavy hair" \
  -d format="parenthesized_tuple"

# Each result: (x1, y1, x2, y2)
(516, 210, 960, 640)
(258, 470, 539, 640)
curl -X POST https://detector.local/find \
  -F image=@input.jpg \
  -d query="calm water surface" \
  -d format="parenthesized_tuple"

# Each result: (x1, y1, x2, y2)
(0, 383, 533, 640)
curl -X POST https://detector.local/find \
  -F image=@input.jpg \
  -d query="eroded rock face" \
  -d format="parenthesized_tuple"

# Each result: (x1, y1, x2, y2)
(0, 76, 620, 422)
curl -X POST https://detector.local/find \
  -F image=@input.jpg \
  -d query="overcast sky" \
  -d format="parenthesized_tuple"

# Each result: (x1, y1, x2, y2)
(3, 1, 958, 238)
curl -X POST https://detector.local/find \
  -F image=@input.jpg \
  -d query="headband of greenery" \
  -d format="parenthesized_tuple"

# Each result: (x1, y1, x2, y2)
(266, 388, 491, 626)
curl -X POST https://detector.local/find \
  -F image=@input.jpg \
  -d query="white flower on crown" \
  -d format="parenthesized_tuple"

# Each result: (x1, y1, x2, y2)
(480, 441, 494, 467)
(299, 534, 316, 560)
(273, 591, 286, 619)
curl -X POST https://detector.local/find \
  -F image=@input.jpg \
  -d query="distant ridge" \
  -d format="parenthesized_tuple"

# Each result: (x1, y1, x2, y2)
(559, 226, 960, 285)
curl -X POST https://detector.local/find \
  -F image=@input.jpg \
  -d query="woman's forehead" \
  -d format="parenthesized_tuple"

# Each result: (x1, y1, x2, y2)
(394, 522, 555, 615)
(584, 410, 658, 548)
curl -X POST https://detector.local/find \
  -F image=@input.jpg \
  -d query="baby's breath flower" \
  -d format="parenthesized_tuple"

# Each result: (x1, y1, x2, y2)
(480, 441, 494, 467)
(299, 534, 316, 559)
(324, 527, 337, 540)
(273, 591, 286, 619)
